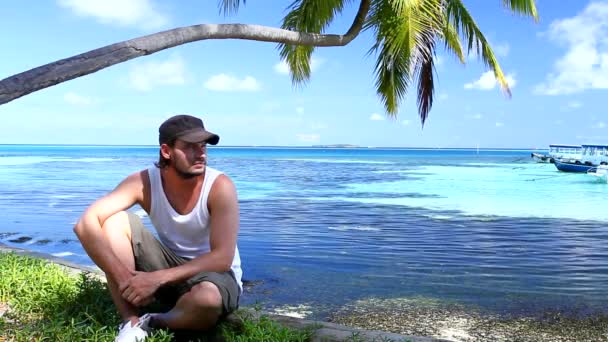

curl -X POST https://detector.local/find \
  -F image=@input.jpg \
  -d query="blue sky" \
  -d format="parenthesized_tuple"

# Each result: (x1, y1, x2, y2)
(0, 0, 606, 148)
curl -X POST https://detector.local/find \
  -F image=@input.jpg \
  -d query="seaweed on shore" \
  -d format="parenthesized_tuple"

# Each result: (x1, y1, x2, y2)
(330, 296, 608, 342)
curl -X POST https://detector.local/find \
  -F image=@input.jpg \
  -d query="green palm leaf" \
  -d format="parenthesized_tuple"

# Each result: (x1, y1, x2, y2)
(367, 0, 442, 121)
(279, 45, 315, 86)
(502, 0, 539, 21)
(446, 0, 511, 96)
(279, 0, 352, 85)
(218, 0, 246, 16)
(221, 0, 536, 125)
(441, 22, 465, 64)
(414, 30, 436, 125)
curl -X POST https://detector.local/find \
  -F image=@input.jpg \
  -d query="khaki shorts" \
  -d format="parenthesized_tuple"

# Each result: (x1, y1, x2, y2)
(127, 212, 240, 315)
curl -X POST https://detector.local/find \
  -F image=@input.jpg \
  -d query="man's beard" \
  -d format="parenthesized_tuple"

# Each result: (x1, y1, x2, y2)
(173, 162, 205, 179)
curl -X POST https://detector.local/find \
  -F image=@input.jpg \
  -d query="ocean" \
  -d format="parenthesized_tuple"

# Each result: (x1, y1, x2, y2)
(1, 145, 607, 319)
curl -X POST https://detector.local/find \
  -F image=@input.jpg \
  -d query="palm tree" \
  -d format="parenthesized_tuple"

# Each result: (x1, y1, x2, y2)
(0, 0, 537, 124)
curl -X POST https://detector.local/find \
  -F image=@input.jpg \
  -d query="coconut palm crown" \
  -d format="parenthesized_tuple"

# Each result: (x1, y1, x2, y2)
(226, 0, 538, 125)
(0, 0, 537, 126)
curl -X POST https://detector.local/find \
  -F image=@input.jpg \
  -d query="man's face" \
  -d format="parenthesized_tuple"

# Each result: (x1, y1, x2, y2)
(170, 139, 208, 178)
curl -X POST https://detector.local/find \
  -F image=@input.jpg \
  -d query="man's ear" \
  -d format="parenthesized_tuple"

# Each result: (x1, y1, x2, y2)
(160, 144, 171, 160)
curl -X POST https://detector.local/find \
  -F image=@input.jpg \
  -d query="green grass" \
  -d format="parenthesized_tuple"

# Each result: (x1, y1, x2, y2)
(0, 252, 313, 342)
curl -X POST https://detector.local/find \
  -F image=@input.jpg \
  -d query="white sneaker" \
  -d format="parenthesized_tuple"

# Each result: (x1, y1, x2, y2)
(114, 314, 154, 342)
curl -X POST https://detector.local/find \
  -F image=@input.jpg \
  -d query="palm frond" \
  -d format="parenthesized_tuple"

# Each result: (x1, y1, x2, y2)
(218, 0, 245, 16)
(414, 30, 436, 125)
(502, 0, 539, 22)
(446, 0, 511, 96)
(278, 0, 351, 85)
(367, 0, 414, 116)
(366, 0, 442, 118)
(279, 45, 314, 86)
(390, 0, 444, 27)
(283, 0, 352, 34)
(441, 22, 464, 64)
(373, 42, 413, 117)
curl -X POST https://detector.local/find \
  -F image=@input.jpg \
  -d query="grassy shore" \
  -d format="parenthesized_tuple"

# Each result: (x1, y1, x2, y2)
(0, 252, 315, 342)
(3, 250, 607, 341)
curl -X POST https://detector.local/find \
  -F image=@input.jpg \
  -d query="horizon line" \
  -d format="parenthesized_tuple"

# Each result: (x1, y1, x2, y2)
(0, 143, 546, 150)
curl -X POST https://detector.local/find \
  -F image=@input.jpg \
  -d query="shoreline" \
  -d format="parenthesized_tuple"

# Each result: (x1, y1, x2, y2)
(0, 242, 440, 342)
(329, 297, 608, 341)
(3, 243, 608, 341)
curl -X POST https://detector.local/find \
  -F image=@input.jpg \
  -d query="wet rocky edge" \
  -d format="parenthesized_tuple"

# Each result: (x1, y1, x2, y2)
(0, 244, 440, 342)
(5, 239, 607, 341)
(0, 232, 76, 245)
(328, 297, 608, 342)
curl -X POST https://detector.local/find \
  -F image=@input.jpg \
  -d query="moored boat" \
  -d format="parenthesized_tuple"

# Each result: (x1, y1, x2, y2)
(552, 144, 608, 172)
(548, 144, 582, 163)
(554, 158, 594, 173)
(531, 152, 552, 163)
(579, 144, 608, 166)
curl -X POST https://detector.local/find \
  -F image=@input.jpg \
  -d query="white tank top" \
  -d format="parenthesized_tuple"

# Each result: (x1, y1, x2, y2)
(148, 166, 242, 291)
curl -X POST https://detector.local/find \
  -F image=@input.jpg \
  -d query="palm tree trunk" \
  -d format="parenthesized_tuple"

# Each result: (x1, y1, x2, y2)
(0, 0, 369, 106)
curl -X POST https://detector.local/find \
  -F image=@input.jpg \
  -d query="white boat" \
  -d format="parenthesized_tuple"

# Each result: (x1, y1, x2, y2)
(587, 165, 608, 182)
(548, 144, 582, 163)
(553, 144, 608, 173)
(579, 144, 608, 166)
(531, 152, 552, 163)
(532, 144, 582, 163)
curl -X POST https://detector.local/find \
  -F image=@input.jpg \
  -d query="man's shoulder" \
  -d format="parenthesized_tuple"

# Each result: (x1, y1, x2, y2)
(208, 170, 236, 198)
(123, 168, 151, 185)
(206, 166, 223, 176)
(207, 167, 234, 182)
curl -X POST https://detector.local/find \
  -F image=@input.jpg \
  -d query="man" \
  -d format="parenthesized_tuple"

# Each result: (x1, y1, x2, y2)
(74, 114, 242, 342)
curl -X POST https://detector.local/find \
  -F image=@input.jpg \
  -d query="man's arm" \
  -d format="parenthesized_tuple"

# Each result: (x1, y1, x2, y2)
(158, 174, 239, 285)
(73, 171, 145, 285)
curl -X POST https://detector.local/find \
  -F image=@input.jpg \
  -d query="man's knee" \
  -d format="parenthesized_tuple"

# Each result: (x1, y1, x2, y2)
(189, 282, 223, 311)
(101, 211, 132, 239)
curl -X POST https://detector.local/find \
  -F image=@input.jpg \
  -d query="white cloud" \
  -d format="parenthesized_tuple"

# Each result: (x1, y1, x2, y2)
(568, 101, 583, 109)
(370, 113, 385, 121)
(401, 120, 410, 126)
(129, 56, 186, 91)
(274, 62, 289, 74)
(296, 107, 304, 114)
(274, 58, 324, 74)
(464, 71, 517, 90)
(535, 2, 608, 95)
(495, 122, 504, 127)
(204, 74, 261, 92)
(594, 121, 606, 129)
(64, 92, 94, 105)
(296, 133, 320, 143)
(57, 0, 167, 29)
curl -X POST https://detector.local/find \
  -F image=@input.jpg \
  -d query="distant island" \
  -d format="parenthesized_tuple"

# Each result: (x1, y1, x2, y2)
(311, 144, 360, 148)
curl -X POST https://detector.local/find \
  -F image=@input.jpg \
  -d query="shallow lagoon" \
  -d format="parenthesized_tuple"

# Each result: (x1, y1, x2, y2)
(1, 145, 607, 320)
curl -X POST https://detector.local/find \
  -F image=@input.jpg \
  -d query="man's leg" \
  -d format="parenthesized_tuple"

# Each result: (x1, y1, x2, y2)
(98, 212, 241, 331)
(154, 281, 223, 330)
(100, 211, 140, 325)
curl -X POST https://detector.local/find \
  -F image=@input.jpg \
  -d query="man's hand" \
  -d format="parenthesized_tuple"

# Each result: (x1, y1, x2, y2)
(119, 271, 163, 307)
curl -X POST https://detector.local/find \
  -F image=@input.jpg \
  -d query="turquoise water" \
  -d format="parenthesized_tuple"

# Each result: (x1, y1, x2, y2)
(1, 145, 607, 318)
